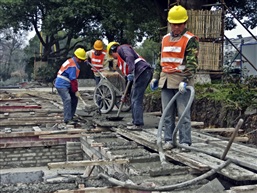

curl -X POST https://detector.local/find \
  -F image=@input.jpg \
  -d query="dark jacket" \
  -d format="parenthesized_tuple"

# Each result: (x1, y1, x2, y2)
(117, 45, 151, 80)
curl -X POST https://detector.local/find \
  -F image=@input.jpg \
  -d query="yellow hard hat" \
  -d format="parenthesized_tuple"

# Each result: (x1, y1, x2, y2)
(107, 41, 120, 57)
(93, 40, 103, 50)
(74, 48, 86, 60)
(167, 5, 188, 24)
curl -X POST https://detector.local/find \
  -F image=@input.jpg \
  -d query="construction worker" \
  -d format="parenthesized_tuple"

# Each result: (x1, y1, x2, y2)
(150, 5, 199, 151)
(86, 40, 108, 85)
(107, 42, 153, 130)
(55, 47, 86, 126)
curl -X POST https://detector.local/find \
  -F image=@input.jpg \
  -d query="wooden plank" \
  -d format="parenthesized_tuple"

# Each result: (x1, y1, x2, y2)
(54, 187, 140, 193)
(33, 126, 41, 132)
(200, 127, 243, 133)
(0, 140, 61, 148)
(112, 128, 209, 172)
(226, 184, 257, 193)
(170, 148, 257, 182)
(191, 131, 257, 158)
(39, 134, 81, 139)
(0, 120, 62, 126)
(0, 131, 35, 138)
(191, 142, 257, 172)
(35, 129, 84, 135)
(48, 159, 129, 169)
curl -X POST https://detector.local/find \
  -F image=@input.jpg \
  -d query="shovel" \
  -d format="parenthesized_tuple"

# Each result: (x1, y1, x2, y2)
(77, 95, 98, 113)
(106, 81, 132, 121)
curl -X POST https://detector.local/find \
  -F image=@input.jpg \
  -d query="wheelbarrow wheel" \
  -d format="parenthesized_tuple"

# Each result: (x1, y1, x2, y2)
(115, 94, 131, 112)
(93, 82, 116, 114)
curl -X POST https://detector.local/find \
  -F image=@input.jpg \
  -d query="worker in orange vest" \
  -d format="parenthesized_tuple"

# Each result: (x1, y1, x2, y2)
(150, 5, 199, 151)
(107, 42, 153, 131)
(86, 40, 108, 85)
(55, 48, 86, 126)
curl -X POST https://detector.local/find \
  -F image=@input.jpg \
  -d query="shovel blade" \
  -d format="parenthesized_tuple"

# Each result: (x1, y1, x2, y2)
(106, 116, 124, 121)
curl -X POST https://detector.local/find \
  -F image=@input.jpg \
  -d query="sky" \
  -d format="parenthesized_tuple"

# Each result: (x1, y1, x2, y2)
(224, 20, 257, 39)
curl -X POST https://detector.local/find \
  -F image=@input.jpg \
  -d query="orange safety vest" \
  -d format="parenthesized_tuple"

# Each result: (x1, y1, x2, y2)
(91, 51, 106, 72)
(117, 55, 129, 76)
(161, 31, 195, 73)
(57, 58, 80, 82)
(116, 45, 145, 76)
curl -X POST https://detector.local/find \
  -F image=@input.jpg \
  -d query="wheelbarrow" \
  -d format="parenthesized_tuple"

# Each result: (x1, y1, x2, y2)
(87, 62, 131, 114)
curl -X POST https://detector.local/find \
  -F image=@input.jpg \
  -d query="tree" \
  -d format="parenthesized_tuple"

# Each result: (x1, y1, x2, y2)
(0, 28, 27, 81)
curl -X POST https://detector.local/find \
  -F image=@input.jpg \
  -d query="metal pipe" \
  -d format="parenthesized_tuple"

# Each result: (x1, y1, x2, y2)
(224, 35, 257, 72)
(222, 1, 257, 41)
(221, 118, 244, 160)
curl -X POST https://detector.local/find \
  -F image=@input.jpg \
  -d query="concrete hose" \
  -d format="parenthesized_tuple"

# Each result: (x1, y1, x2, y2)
(156, 86, 195, 164)
(98, 159, 231, 191)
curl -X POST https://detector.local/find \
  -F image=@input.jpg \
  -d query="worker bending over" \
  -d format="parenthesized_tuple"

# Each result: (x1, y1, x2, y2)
(107, 42, 153, 130)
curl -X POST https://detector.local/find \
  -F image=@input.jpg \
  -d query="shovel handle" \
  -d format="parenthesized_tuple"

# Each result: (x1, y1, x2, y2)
(78, 95, 88, 107)
(116, 81, 131, 117)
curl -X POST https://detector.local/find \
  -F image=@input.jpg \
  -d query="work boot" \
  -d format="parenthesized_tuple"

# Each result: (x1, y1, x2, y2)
(127, 125, 142, 131)
(72, 117, 79, 123)
(126, 121, 133, 126)
(57, 123, 67, 130)
(65, 120, 77, 125)
(180, 143, 190, 152)
(163, 142, 174, 150)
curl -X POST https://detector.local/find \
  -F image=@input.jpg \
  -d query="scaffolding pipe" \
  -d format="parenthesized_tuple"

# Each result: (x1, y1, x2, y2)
(225, 35, 257, 72)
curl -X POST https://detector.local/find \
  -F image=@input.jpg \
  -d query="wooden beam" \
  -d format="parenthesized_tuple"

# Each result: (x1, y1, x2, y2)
(201, 128, 243, 133)
(0, 140, 61, 148)
(48, 159, 129, 169)
(39, 134, 81, 139)
(33, 126, 42, 132)
(0, 131, 35, 138)
(35, 129, 85, 135)
(55, 187, 140, 193)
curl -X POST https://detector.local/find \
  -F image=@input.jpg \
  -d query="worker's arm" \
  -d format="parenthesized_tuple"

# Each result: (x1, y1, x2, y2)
(66, 67, 78, 92)
(152, 56, 161, 80)
(183, 37, 199, 80)
(85, 50, 92, 63)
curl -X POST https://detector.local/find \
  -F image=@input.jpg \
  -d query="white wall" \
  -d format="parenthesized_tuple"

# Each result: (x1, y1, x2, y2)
(241, 43, 257, 76)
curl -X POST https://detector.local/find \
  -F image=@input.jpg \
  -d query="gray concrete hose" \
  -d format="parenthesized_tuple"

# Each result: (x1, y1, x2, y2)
(98, 86, 233, 191)
(157, 86, 195, 165)
(99, 159, 231, 191)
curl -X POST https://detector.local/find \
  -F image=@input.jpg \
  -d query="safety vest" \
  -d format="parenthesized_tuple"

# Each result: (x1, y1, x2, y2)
(57, 58, 80, 82)
(90, 50, 106, 72)
(116, 45, 145, 76)
(161, 31, 195, 73)
(117, 56, 129, 76)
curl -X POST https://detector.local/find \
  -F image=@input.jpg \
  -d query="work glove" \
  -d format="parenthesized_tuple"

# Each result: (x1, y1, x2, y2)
(75, 91, 81, 98)
(127, 74, 134, 82)
(178, 82, 187, 94)
(150, 79, 158, 91)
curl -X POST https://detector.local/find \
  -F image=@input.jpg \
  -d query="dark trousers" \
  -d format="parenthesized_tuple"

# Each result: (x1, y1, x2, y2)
(131, 68, 153, 126)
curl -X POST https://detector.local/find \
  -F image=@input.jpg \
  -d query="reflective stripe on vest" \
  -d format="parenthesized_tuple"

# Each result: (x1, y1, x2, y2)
(117, 56, 129, 76)
(161, 31, 194, 73)
(57, 58, 80, 78)
(57, 75, 70, 82)
(91, 51, 106, 72)
(134, 58, 145, 64)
